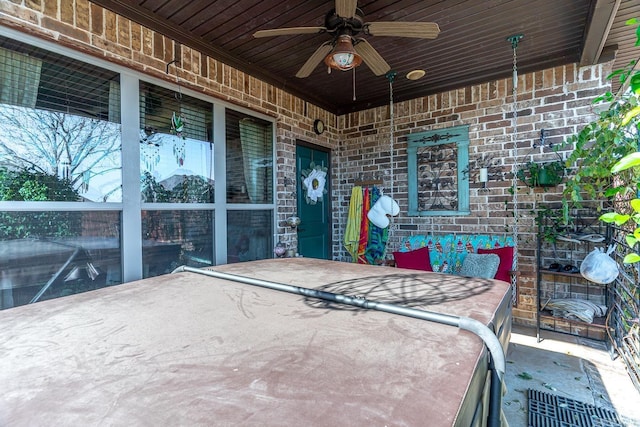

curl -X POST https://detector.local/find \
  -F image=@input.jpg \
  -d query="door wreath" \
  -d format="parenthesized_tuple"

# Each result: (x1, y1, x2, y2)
(301, 162, 327, 204)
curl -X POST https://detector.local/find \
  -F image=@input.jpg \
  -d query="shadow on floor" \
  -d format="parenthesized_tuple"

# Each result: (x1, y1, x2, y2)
(503, 325, 640, 427)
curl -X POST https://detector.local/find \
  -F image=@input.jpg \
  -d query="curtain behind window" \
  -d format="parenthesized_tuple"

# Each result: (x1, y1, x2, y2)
(109, 80, 121, 123)
(239, 118, 272, 203)
(0, 46, 42, 108)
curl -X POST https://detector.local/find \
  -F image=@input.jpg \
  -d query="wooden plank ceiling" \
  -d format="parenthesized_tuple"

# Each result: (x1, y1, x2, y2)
(92, 0, 639, 115)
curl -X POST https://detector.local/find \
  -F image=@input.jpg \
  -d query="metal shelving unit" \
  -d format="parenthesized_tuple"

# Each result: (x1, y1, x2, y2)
(535, 206, 611, 343)
(536, 265, 609, 342)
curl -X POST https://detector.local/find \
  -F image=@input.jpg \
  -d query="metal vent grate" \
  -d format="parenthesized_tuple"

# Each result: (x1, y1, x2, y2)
(527, 389, 623, 427)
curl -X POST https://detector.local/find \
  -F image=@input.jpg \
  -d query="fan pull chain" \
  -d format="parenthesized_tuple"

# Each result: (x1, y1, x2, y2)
(353, 67, 356, 101)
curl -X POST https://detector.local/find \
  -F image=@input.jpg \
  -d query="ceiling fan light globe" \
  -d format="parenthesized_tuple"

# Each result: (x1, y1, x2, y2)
(335, 52, 354, 67)
(324, 52, 362, 71)
(324, 35, 363, 71)
(336, 52, 360, 69)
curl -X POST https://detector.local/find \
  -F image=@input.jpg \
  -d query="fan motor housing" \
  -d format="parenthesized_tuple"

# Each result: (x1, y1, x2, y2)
(325, 8, 364, 36)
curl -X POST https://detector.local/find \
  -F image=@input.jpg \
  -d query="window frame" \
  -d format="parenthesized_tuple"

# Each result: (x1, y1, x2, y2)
(0, 26, 277, 291)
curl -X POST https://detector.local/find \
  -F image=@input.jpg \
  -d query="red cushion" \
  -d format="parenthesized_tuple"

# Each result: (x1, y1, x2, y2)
(478, 246, 514, 282)
(393, 247, 433, 271)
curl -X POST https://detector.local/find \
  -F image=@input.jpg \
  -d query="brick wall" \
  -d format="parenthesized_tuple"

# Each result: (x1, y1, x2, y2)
(334, 64, 612, 325)
(0, 1, 613, 326)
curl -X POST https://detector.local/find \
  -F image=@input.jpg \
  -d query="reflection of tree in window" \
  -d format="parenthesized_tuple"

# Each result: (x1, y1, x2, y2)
(0, 36, 122, 203)
(141, 171, 214, 203)
(0, 107, 121, 201)
(417, 143, 459, 211)
(0, 170, 83, 239)
(138, 82, 214, 204)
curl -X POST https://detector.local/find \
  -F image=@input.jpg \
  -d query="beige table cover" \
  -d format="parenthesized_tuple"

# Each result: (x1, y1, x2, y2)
(0, 258, 511, 426)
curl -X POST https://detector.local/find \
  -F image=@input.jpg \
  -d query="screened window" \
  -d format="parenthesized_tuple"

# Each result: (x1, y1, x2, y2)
(0, 211, 121, 310)
(407, 125, 470, 216)
(141, 210, 214, 277)
(0, 36, 121, 203)
(0, 32, 276, 309)
(0, 36, 124, 309)
(227, 210, 273, 263)
(226, 110, 273, 204)
(139, 82, 214, 203)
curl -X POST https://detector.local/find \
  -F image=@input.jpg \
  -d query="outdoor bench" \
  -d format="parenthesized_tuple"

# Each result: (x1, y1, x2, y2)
(393, 233, 517, 285)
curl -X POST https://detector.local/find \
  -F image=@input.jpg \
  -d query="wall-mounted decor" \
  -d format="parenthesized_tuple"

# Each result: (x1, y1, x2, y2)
(313, 119, 325, 135)
(407, 125, 470, 216)
(465, 154, 505, 191)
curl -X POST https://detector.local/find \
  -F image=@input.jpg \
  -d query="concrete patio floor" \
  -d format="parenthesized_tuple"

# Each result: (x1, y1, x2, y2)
(503, 324, 640, 427)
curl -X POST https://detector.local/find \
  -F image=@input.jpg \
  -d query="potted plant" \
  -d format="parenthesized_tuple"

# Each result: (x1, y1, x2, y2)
(516, 160, 565, 188)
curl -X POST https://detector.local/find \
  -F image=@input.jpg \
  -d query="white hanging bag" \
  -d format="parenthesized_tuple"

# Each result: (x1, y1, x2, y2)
(580, 245, 619, 285)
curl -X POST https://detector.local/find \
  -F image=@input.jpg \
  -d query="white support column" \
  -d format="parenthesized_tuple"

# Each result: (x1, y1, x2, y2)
(213, 103, 227, 265)
(120, 73, 143, 281)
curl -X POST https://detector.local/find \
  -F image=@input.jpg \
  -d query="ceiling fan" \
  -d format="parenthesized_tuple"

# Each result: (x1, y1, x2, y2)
(253, 0, 440, 78)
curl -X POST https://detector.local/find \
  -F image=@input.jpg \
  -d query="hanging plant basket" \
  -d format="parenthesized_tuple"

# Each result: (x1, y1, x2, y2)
(516, 160, 565, 188)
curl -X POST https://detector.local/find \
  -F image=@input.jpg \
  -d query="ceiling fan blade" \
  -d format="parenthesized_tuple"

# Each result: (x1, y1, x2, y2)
(354, 39, 390, 76)
(335, 0, 357, 18)
(296, 43, 333, 78)
(253, 26, 325, 38)
(366, 21, 440, 39)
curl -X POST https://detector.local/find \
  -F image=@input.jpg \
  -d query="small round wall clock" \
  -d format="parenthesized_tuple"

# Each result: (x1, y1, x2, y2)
(313, 119, 325, 135)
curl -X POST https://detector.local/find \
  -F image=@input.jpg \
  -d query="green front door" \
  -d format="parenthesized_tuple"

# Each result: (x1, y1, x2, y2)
(296, 143, 330, 259)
